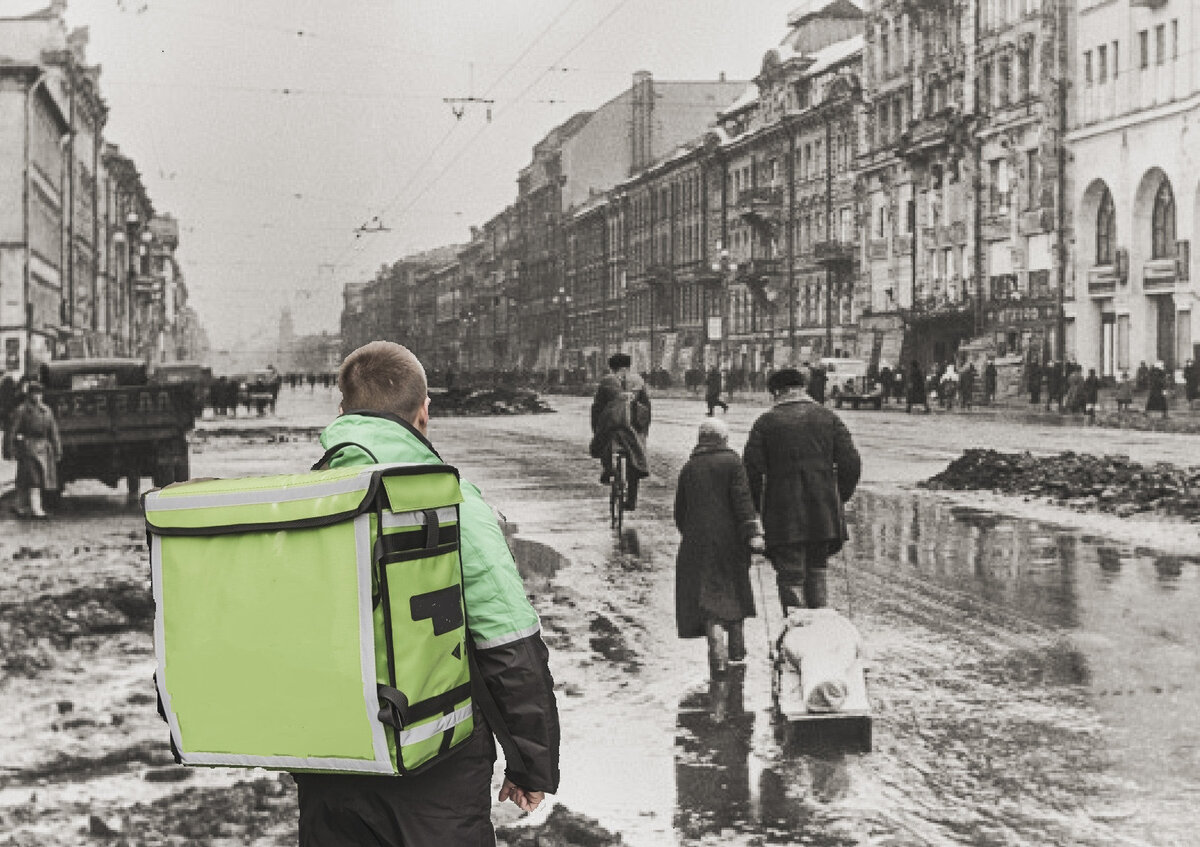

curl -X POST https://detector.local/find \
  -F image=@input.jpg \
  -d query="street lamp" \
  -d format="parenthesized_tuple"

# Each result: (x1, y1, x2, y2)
(550, 285, 572, 372)
(707, 245, 733, 369)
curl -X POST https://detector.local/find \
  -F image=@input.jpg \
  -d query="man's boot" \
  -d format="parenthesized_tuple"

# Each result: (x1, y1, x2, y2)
(727, 620, 746, 663)
(705, 621, 729, 678)
(29, 487, 46, 519)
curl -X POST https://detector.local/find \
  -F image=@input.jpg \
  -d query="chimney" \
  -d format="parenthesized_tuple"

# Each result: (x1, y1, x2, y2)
(630, 71, 654, 174)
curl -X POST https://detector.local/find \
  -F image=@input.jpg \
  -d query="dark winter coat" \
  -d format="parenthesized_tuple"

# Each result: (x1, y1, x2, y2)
(5, 397, 60, 490)
(907, 363, 927, 404)
(743, 397, 861, 553)
(589, 372, 651, 478)
(1146, 367, 1169, 412)
(674, 444, 760, 638)
(807, 368, 827, 403)
(705, 368, 723, 402)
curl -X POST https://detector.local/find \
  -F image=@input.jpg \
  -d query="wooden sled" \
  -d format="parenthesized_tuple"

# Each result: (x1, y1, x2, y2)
(771, 608, 872, 753)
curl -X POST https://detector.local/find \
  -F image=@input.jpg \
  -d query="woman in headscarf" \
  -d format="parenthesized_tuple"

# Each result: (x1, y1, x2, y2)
(674, 417, 763, 678)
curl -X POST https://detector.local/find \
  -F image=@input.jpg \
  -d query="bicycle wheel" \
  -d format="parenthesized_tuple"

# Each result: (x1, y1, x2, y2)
(609, 451, 626, 532)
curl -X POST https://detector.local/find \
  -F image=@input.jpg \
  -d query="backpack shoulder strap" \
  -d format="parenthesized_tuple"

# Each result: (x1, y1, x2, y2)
(312, 441, 379, 471)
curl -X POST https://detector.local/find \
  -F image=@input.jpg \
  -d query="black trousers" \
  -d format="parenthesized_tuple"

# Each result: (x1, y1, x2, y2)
(768, 543, 830, 611)
(295, 727, 497, 847)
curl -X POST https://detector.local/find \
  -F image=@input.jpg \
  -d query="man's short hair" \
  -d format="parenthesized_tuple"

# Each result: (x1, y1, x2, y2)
(608, 353, 631, 370)
(338, 341, 427, 421)
(768, 368, 805, 394)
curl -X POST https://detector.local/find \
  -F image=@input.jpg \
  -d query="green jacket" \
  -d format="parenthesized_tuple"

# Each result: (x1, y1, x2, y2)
(321, 411, 560, 793)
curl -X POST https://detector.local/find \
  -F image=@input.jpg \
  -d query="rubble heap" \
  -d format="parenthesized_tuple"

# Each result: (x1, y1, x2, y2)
(922, 449, 1200, 521)
(431, 386, 555, 416)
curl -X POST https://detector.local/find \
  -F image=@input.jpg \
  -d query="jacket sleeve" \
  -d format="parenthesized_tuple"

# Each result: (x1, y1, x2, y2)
(742, 420, 766, 513)
(727, 455, 761, 542)
(832, 416, 861, 502)
(458, 481, 560, 793)
(673, 466, 687, 533)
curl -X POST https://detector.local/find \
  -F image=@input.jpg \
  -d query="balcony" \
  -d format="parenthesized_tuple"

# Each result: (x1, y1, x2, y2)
(739, 257, 783, 279)
(1143, 258, 1177, 291)
(1019, 207, 1054, 235)
(1086, 265, 1117, 297)
(737, 186, 784, 231)
(867, 239, 889, 261)
(813, 239, 856, 266)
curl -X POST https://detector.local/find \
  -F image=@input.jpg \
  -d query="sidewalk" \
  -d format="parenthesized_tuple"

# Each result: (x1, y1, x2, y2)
(614, 384, 1200, 433)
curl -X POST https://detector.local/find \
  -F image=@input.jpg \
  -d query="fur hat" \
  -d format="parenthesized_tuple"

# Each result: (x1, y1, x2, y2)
(767, 367, 805, 394)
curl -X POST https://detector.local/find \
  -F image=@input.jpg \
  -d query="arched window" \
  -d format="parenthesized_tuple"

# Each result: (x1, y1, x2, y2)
(1097, 187, 1115, 265)
(1152, 180, 1176, 259)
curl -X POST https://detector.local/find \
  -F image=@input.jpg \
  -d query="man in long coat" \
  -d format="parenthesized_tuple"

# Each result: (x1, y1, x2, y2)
(5, 381, 61, 519)
(674, 418, 763, 678)
(906, 360, 929, 413)
(589, 353, 651, 509)
(744, 368, 861, 612)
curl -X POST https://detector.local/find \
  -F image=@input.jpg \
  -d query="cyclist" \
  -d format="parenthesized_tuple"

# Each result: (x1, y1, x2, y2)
(589, 352, 651, 510)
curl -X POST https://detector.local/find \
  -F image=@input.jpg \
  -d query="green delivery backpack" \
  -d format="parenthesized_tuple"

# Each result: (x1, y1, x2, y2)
(144, 449, 488, 776)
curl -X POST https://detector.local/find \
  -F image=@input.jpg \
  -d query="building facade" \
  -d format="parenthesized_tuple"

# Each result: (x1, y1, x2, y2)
(1069, 0, 1197, 377)
(0, 2, 196, 376)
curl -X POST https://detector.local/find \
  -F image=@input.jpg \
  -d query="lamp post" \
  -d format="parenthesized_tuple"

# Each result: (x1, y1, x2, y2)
(550, 285, 572, 375)
(707, 245, 733, 370)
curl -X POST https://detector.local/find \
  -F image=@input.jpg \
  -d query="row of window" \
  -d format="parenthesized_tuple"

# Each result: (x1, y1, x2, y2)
(1083, 19, 1179, 87)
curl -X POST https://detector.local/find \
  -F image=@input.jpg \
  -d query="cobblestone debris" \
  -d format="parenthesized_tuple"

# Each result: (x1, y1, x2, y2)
(922, 449, 1200, 520)
(432, 386, 555, 416)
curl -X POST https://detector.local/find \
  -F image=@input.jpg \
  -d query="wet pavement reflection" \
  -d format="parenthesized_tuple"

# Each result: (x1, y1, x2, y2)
(449, 409, 1200, 846)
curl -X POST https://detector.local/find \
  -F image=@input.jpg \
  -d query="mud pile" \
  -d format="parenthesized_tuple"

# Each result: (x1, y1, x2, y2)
(432, 386, 554, 416)
(922, 449, 1200, 520)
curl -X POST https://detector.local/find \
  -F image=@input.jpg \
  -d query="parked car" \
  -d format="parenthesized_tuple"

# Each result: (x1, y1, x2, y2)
(822, 357, 883, 410)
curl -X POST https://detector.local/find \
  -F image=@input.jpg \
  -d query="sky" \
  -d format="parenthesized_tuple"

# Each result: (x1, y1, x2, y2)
(39, 0, 809, 356)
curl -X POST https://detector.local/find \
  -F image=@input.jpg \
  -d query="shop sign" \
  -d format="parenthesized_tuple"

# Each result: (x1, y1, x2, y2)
(984, 302, 1059, 326)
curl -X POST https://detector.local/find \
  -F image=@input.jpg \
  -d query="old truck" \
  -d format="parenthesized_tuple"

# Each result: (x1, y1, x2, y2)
(823, 357, 884, 411)
(38, 358, 197, 496)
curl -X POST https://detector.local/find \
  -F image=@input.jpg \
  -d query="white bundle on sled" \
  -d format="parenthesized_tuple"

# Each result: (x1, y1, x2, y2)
(774, 608, 869, 719)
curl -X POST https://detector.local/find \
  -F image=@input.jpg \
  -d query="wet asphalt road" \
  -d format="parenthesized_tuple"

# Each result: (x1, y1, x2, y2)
(1, 386, 1198, 846)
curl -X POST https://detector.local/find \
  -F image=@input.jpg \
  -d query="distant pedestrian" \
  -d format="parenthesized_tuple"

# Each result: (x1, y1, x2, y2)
(906, 360, 930, 413)
(807, 364, 827, 405)
(307, 372, 317, 391)
(893, 368, 906, 404)
(1027, 359, 1042, 405)
(984, 359, 998, 405)
(1184, 358, 1199, 409)
(959, 362, 976, 410)
(1064, 364, 1085, 413)
(674, 418, 764, 679)
(1045, 360, 1062, 411)
(1136, 360, 1150, 391)
(1115, 371, 1134, 412)
(4, 381, 60, 519)
(1146, 361, 1169, 418)
(878, 362, 893, 405)
(939, 363, 959, 410)
(743, 368, 861, 612)
(705, 366, 728, 416)
(1083, 368, 1101, 420)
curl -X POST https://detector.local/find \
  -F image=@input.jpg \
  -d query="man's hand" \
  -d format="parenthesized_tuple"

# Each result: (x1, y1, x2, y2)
(499, 778, 545, 813)
(748, 534, 766, 555)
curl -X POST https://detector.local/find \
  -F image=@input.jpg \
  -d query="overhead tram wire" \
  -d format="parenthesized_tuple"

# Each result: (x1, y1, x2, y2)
(327, 0, 593, 270)
(334, 0, 632, 274)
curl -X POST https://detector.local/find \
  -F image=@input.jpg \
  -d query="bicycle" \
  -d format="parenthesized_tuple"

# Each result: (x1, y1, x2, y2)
(608, 445, 628, 532)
